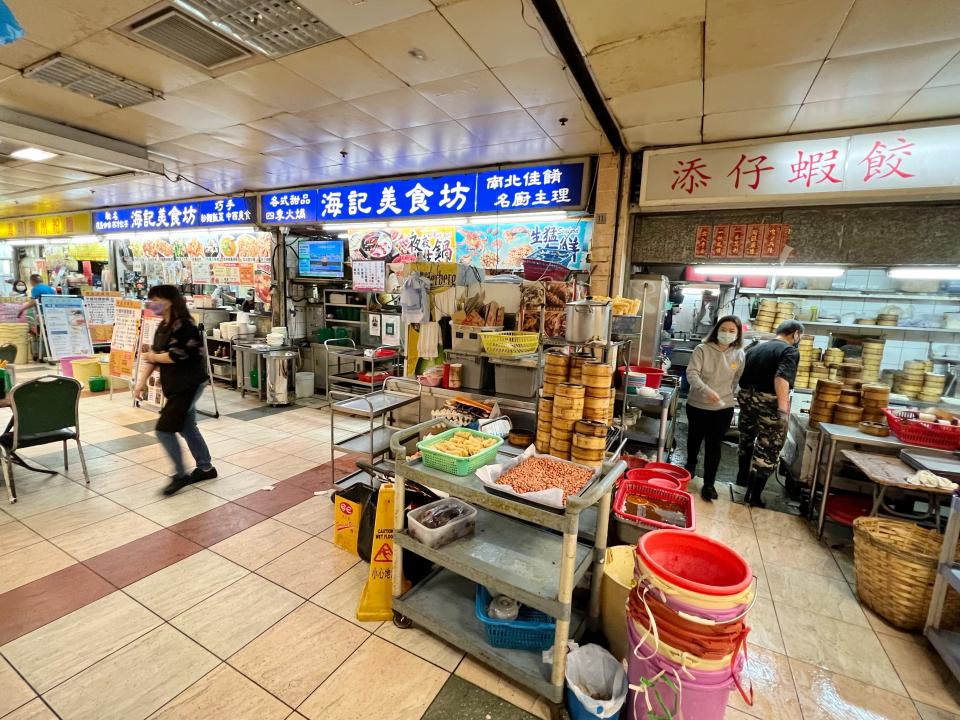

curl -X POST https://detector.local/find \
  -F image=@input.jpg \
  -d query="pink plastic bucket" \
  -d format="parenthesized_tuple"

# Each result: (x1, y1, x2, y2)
(636, 579, 751, 623)
(59, 356, 92, 378)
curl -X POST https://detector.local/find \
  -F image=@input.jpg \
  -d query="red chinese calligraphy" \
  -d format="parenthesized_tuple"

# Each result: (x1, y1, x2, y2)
(859, 137, 915, 182)
(727, 153, 774, 190)
(787, 149, 842, 188)
(694, 226, 710, 258)
(671, 157, 711, 194)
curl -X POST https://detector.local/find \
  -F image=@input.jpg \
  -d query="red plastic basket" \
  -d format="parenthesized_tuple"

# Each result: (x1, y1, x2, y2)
(625, 468, 683, 492)
(644, 462, 691, 490)
(522, 258, 569, 281)
(637, 529, 752, 597)
(882, 408, 960, 451)
(614, 480, 695, 533)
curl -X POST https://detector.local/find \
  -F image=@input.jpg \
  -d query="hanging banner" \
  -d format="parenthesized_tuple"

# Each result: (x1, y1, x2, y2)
(109, 299, 143, 381)
(0, 211, 92, 239)
(254, 263, 272, 305)
(94, 197, 256, 233)
(82, 290, 121, 343)
(39, 295, 94, 360)
(455, 220, 592, 269)
(348, 226, 455, 263)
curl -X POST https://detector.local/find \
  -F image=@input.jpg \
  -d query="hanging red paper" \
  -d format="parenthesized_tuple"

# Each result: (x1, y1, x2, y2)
(728, 224, 747, 257)
(694, 225, 710, 258)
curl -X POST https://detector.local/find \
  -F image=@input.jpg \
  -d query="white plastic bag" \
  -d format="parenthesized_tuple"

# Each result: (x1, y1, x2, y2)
(565, 643, 628, 718)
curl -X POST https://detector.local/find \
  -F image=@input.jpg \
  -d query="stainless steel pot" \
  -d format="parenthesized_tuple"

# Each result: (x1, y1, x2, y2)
(565, 299, 611, 344)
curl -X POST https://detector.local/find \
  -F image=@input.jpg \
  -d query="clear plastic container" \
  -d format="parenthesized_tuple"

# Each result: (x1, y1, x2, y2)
(407, 498, 477, 549)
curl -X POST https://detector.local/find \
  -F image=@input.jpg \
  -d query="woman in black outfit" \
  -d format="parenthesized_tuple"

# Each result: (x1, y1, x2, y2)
(134, 285, 217, 496)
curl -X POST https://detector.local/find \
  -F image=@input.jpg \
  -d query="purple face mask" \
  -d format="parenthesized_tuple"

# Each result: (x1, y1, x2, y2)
(147, 301, 165, 315)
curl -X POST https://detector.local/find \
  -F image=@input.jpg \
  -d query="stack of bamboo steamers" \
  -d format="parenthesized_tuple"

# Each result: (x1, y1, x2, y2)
(536, 350, 613, 468)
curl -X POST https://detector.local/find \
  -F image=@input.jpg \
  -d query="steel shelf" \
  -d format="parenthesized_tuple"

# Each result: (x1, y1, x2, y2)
(334, 426, 395, 456)
(738, 287, 960, 302)
(396, 506, 593, 618)
(394, 569, 584, 704)
(332, 390, 419, 418)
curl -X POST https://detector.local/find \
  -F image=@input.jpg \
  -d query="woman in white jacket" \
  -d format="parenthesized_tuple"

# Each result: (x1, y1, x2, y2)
(685, 315, 746, 501)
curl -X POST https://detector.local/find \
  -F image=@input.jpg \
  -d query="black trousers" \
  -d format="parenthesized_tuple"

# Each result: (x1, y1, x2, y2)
(685, 404, 735, 487)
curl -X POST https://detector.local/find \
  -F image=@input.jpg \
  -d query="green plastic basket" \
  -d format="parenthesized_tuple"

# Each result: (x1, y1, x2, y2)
(417, 428, 503, 476)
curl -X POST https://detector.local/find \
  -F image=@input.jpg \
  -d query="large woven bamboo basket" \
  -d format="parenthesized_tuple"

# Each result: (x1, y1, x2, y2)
(853, 516, 960, 631)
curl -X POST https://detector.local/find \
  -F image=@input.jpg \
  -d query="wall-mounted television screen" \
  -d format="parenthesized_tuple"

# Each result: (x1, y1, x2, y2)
(297, 239, 345, 279)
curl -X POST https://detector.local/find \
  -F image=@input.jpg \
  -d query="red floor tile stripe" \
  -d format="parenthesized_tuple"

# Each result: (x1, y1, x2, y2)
(232, 482, 316, 517)
(168, 502, 268, 547)
(83, 529, 203, 588)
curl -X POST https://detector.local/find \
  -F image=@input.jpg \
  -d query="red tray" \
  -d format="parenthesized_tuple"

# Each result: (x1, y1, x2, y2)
(614, 480, 695, 532)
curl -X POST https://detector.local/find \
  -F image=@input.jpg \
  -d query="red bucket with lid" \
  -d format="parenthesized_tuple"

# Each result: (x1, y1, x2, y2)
(637, 530, 752, 597)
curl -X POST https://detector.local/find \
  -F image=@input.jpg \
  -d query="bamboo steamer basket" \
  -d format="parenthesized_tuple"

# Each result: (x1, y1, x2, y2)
(924, 373, 947, 388)
(585, 386, 613, 399)
(833, 403, 863, 423)
(555, 383, 585, 399)
(545, 370, 569, 385)
(854, 517, 960, 630)
(861, 383, 890, 398)
(552, 417, 577, 432)
(545, 349, 570, 367)
(550, 428, 573, 443)
(904, 360, 927, 371)
(537, 418, 552, 434)
(573, 433, 606, 451)
(919, 393, 943, 403)
(553, 393, 585, 408)
(571, 454, 603, 469)
(839, 388, 862, 403)
(538, 397, 554, 414)
(859, 421, 890, 437)
(576, 419, 608, 436)
(861, 409, 886, 423)
(581, 362, 613, 389)
(553, 406, 584, 421)
(583, 407, 608, 421)
(542, 380, 556, 398)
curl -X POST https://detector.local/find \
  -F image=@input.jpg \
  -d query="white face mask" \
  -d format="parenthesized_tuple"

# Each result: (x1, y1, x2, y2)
(716, 330, 738, 345)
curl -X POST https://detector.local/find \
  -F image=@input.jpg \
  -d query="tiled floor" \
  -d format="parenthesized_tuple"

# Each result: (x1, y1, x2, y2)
(2, 364, 960, 720)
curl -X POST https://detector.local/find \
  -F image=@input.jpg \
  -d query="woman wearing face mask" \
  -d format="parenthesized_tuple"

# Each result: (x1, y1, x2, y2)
(684, 315, 745, 501)
(134, 285, 217, 496)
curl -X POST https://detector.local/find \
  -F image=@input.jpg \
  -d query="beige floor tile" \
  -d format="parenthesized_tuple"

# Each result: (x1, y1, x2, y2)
(171, 574, 302, 659)
(104, 475, 173, 509)
(137, 489, 228, 526)
(196, 469, 275, 501)
(832, 546, 857, 585)
(263, 436, 322, 457)
(878, 634, 960, 714)
(273, 496, 334, 535)
(210, 519, 310, 570)
(251, 456, 320, 482)
(0, 509, 13, 525)
(693, 493, 754, 528)
(82, 426, 141, 443)
(220, 448, 279, 469)
(147, 664, 291, 720)
(51, 511, 163, 561)
(258, 538, 357, 598)
(311, 563, 382, 632)
(751, 507, 817, 541)
(1, 592, 162, 693)
(455, 656, 543, 714)
(728, 645, 802, 720)
(63, 453, 137, 480)
(726, 710, 761, 720)
(2, 479, 98, 519)
(88, 465, 166, 494)
(750, 595, 786, 654)
(229, 603, 367, 707)
(2, 699, 58, 720)
(299, 636, 447, 720)
(375, 622, 464, 672)
(0, 521, 42, 556)
(862, 605, 926, 644)
(43, 625, 219, 720)
(22, 496, 126, 539)
(767, 565, 868, 627)
(142, 456, 180, 475)
(777, 602, 905, 695)
(917, 702, 960, 719)
(0, 541, 75, 594)
(125, 550, 249, 620)
(287, 443, 335, 464)
(0, 656, 35, 717)
(203, 438, 256, 460)
(756, 530, 843, 579)
(789, 657, 922, 720)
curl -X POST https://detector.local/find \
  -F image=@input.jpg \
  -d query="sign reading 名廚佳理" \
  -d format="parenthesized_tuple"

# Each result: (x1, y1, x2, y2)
(260, 161, 588, 224)
(94, 197, 255, 233)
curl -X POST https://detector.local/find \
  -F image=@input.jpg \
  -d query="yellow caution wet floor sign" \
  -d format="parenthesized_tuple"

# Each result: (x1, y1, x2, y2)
(357, 482, 396, 622)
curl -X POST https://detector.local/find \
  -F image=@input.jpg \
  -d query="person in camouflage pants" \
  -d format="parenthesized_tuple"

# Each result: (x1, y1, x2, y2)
(736, 387, 786, 503)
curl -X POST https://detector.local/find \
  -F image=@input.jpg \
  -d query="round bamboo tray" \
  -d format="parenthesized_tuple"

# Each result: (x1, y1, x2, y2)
(550, 428, 573, 443)
(573, 433, 606, 451)
(553, 407, 584, 421)
(858, 421, 889, 437)
(553, 394, 584, 408)
(555, 383, 585, 399)
(550, 440, 572, 454)
(552, 417, 577, 432)
(853, 517, 960, 630)
(585, 386, 613, 399)
(575, 419, 608, 436)
(542, 381, 556, 398)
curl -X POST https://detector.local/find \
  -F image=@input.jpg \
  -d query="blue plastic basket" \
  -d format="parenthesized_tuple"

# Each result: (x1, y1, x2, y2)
(475, 585, 556, 651)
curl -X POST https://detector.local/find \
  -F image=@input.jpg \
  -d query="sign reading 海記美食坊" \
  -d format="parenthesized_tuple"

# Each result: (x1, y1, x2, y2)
(259, 162, 587, 224)
(94, 197, 255, 233)
(639, 124, 960, 208)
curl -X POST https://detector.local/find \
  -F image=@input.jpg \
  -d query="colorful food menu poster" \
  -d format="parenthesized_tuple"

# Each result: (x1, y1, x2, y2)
(109, 299, 143, 381)
(455, 220, 591, 269)
(210, 262, 242, 285)
(38, 294, 94, 360)
(191, 260, 212, 283)
(352, 260, 386, 292)
(136, 306, 164, 409)
(349, 227, 455, 263)
(254, 264, 272, 306)
(82, 291, 121, 343)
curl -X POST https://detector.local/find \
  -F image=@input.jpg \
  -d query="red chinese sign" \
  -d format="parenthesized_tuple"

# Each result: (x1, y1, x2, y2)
(710, 225, 729, 257)
(761, 224, 782, 258)
(859, 137, 915, 182)
(693, 223, 790, 259)
(671, 158, 711, 194)
(728, 224, 746, 257)
(744, 225, 764, 258)
(694, 226, 710, 258)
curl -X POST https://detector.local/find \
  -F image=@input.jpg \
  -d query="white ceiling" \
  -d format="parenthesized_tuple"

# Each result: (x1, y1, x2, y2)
(0, 0, 608, 218)
(559, 0, 960, 149)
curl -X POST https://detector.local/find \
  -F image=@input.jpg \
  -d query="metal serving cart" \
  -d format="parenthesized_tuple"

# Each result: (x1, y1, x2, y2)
(324, 338, 402, 398)
(388, 417, 626, 715)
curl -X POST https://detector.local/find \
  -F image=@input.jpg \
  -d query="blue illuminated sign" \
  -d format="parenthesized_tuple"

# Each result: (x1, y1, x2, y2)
(260, 161, 587, 224)
(94, 197, 255, 233)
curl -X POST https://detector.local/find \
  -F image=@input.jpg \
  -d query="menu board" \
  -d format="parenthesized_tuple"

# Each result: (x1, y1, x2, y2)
(83, 291, 121, 343)
(38, 295, 94, 360)
(109, 299, 142, 381)
(352, 260, 386, 292)
(136, 308, 164, 409)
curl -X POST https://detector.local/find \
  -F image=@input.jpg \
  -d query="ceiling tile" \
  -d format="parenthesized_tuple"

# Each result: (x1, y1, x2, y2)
(560, 0, 705, 53)
(297, 103, 391, 138)
(706, 0, 854, 76)
(493, 56, 578, 108)
(415, 70, 520, 119)
(350, 11, 484, 85)
(155, 134, 249, 161)
(458, 109, 547, 145)
(891, 84, 960, 121)
(3, 0, 100, 51)
(0, 76, 108, 121)
(589, 24, 702, 96)
(527, 99, 600, 137)
(552, 130, 612, 156)
(0, 65, 15, 83)
(703, 105, 799, 141)
(808, 40, 960, 103)
(0, 38, 53, 70)
(268, 142, 374, 170)
(247, 115, 339, 146)
(44, 0, 155, 29)
(148, 141, 219, 166)
(471, 137, 563, 164)
(225, 153, 298, 177)
(704, 61, 821, 114)
(209, 125, 293, 153)
(400, 121, 478, 152)
(65, 30, 208, 94)
(622, 117, 701, 149)
(350, 131, 432, 159)
(219, 63, 338, 114)
(790, 91, 913, 133)
(929, 53, 960, 87)
(440, 0, 553, 67)
(297, 0, 432, 35)
(608, 80, 702, 128)
(278, 39, 404, 100)
(831, 0, 960, 56)
(75, 108, 187, 145)
(348, 88, 451, 130)
(171, 81, 274, 124)
(4, 163, 99, 182)
(138, 97, 233, 133)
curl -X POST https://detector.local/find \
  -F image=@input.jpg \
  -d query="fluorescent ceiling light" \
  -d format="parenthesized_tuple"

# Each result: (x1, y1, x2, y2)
(321, 222, 387, 231)
(470, 212, 569, 223)
(337, 233, 348, 239)
(888, 266, 960, 280)
(697, 265, 845, 277)
(5, 239, 44, 247)
(389, 217, 467, 228)
(10, 147, 57, 162)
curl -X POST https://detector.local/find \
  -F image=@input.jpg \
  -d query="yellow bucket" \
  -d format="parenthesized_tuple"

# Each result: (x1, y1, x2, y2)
(602, 545, 635, 662)
(72, 359, 102, 389)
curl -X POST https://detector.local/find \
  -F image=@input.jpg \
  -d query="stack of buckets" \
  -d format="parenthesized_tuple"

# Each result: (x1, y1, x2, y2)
(625, 529, 754, 719)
